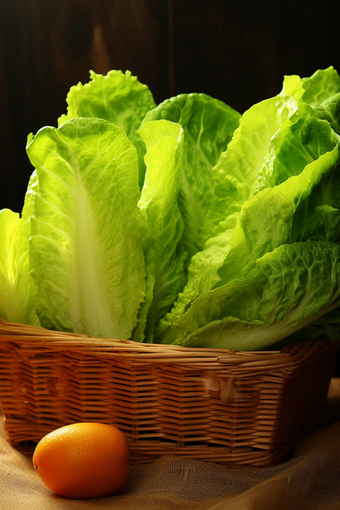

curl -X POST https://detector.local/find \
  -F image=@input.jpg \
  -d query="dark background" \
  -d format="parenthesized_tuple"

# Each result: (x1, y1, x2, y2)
(1, 0, 340, 212)
(0, 0, 339, 372)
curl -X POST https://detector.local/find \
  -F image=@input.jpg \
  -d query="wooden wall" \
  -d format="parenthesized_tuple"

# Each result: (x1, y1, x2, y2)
(1, 0, 339, 212)
(1, 0, 340, 212)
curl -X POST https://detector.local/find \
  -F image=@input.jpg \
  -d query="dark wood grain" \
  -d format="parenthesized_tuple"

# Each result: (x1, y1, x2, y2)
(1, 0, 340, 212)
(171, 0, 340, 113)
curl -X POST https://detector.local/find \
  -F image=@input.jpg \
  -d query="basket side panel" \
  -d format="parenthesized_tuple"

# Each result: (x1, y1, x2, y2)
(0, 344, 163, 451)
(0, 334, 338, 467)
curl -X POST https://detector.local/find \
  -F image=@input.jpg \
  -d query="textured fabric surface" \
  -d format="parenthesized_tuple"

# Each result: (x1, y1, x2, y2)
(1, 380, 339, 510)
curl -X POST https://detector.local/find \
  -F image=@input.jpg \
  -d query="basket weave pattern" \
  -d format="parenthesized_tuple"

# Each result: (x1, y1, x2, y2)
(0, 319, 338, 467)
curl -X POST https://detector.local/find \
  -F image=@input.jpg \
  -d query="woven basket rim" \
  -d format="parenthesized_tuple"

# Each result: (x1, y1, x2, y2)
(0, 317, 337, 364)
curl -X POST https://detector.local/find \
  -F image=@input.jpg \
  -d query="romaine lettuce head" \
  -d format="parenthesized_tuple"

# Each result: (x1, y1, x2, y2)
(2, 65, 340, 351)
(159, 89, 340, 346)
(156, 92, 301, 335)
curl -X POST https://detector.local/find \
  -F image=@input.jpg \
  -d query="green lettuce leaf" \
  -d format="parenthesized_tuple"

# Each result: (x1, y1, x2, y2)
(143, 93, 241, 256)
(256, 102, 340, 193)
(215, 135, 340, 287)
(196, 94, 299, 247)
(159, 241, 340, 350)
(25, 117, 146, 339)
(0, 208, 40, 326)
(282, 66, 340, 135)
(135, 120, 188, 342)
(58, 69, 156, 189)
(297, 205, 340, 243)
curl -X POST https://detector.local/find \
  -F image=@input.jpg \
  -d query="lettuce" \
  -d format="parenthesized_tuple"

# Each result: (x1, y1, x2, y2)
(133, 120, 187, 342)
(159, 241, 340, 350)
(143, 93, 241, 255)
(282, 66, 340, 135)
(1, 66, 340, 350)
(25, 118, 146, 339)
(0, 208, 40, 326)
(58, 69, 156, 190)
(157, 93, 300, 335)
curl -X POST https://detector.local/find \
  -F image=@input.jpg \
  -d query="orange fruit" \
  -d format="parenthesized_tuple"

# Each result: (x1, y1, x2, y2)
(32, 422, 130, 499)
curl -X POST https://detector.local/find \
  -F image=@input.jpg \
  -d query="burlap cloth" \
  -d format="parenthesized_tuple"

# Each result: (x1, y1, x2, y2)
(1, 380, 339, 510)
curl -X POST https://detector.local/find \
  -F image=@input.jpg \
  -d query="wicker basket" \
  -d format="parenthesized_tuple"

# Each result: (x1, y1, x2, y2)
(0, 318, 338, 468)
